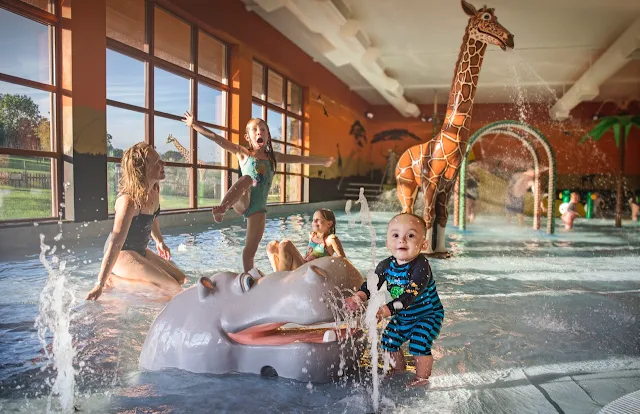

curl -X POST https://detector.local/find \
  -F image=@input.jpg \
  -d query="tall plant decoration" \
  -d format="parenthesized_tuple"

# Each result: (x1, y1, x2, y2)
(579, 115, 640, 227)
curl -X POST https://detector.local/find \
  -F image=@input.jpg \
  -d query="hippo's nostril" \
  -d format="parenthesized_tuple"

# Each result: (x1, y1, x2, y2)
(261, 366, 278, 377)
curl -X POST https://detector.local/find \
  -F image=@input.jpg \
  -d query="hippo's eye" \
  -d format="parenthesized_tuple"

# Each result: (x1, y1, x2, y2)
(241, 274, 256, 292)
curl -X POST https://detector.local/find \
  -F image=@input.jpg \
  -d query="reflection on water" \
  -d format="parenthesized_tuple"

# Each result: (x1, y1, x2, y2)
(0, 212, 639, 413)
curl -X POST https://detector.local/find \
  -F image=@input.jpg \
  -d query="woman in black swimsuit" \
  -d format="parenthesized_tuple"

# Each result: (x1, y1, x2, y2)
(86, 143, 186, 301)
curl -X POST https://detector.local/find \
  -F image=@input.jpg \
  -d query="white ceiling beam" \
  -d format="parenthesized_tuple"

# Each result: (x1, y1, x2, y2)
(550, 17, 640, 120)
(249, 0, 420, 117)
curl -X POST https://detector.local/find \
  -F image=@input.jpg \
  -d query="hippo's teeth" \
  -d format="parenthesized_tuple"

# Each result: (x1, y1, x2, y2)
(323, 330, 337, 343)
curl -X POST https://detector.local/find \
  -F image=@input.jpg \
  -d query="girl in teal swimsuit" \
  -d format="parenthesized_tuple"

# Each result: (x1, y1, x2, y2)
(267, 209, 346, 271)
(183, 113, 334, 272)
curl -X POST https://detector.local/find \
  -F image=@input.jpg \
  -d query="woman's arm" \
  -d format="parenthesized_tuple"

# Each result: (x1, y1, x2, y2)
(326, 235, 346, 257)
(86, 196, 137, 300)
(274, 152, 334, 167)
(151, 218, 171, 260)
(183, 111, 248, 156)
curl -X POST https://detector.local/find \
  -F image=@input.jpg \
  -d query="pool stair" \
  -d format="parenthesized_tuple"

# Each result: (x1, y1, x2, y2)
(343, 182, 384, 201)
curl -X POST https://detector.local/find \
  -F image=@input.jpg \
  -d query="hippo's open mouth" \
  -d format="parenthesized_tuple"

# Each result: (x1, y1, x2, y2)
(227, 322, 356, 346)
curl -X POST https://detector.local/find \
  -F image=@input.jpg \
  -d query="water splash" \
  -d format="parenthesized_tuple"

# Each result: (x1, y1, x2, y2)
(35, 234, 77, 413)
(355, 188, 385, 412)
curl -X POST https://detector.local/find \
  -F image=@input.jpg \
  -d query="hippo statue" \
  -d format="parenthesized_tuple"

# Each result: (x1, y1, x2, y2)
(139, 256, 364, 383)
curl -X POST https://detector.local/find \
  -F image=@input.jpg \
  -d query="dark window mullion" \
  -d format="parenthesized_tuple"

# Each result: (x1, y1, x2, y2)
(190, 22, 197, 209)
(146, 0, 155, 146)
(107, 99, 149, 114)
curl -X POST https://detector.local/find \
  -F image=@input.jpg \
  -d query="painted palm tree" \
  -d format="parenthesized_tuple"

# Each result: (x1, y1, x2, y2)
(579, 115, 640, 227)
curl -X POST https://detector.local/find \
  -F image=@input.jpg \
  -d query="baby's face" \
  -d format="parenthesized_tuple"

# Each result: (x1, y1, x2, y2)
(386, 215, 427, 264)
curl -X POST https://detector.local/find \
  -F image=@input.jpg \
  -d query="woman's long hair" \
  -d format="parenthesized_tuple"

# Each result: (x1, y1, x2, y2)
(119, 142, 154, 209)
(247, 118, 277, 172)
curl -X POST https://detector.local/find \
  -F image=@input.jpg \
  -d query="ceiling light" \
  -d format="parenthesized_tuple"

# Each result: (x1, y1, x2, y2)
(365, 111, 374, 119)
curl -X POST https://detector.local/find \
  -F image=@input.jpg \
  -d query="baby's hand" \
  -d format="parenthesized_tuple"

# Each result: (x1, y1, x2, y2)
(376, 305, 391, 320)
(344, 295, 362, 312)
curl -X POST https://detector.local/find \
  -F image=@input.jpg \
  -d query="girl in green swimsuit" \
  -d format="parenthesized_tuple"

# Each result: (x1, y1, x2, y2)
(267, 208, 346, 272)
(183, 113, 334, 272)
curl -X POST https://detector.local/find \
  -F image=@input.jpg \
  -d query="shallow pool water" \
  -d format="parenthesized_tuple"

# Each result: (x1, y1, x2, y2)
(0, 210, 639, 413)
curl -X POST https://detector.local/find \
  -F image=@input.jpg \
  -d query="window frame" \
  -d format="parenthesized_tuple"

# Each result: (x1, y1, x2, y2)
(106, 2, 231, 212)
(251, 60, 306, 204)
(0, 0, 62, 223)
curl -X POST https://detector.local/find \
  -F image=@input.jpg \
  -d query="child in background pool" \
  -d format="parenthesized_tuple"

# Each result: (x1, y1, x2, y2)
(561, 192, 580, 229)
(266, 208, 346, 271)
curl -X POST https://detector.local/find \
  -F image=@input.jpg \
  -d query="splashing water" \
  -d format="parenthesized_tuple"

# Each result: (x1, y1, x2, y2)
(354, 187, 386, 412)
(35, 234, 77, 413)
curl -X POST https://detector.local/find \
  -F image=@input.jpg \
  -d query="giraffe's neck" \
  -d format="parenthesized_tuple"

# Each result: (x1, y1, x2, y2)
(172, 140, 190, 160)
(439, 25, 487, 154)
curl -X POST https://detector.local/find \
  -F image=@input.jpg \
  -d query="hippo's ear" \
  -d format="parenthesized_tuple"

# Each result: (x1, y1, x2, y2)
(197, 277, 216, 302)
(304, 265, 328, 284)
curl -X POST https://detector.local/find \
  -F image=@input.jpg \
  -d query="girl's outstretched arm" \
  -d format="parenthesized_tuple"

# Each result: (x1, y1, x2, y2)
(182, 111, 248, 157)
(275, 152, 334, 167)
(326, 235, 346, 257)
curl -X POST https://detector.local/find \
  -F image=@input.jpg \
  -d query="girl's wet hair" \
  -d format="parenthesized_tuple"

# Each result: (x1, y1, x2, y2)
(317, 208, 336, 235)
(246, 118, 277, 172)
(119, 142, 155, 209)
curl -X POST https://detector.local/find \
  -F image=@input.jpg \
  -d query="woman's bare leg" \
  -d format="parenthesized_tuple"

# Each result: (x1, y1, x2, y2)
(111, 251, 182, 296)
(144, 248, 187, 284)
(212, 175, 253, 222)
(277, 239, 306, 271)
(266, 240, 280, 272)
(243, 213, 266, 272)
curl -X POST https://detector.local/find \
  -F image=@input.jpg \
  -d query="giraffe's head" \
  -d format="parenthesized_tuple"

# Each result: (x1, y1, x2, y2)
(166, 134, 175, 144)
(462, 0, 514, 51)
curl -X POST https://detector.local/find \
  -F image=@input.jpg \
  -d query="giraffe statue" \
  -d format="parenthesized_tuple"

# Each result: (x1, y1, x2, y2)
(395, 0, 514, 256)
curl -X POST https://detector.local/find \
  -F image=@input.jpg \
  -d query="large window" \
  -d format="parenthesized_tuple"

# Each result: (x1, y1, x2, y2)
(251, 61, 305, 203)
(0, 1, 60, 221)
(106, 0, 228, 212)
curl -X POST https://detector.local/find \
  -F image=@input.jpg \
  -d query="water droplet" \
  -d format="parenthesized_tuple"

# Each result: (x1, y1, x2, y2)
(301, 367, 307, 373)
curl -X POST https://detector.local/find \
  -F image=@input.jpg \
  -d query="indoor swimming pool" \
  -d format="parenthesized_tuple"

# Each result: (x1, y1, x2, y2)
(0, 207, 639, 413)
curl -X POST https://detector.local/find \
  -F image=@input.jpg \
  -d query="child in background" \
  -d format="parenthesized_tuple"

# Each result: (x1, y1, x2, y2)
(344, 213, 445, 387)
(183, 113, 333, 272)
(561, 192, 580, 229)
(629, 196, 639, 221)
(266, 208, 346, 271)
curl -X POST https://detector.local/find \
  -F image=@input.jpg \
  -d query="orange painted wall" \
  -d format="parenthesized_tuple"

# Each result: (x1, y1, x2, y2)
(367, 102, 640, 184)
